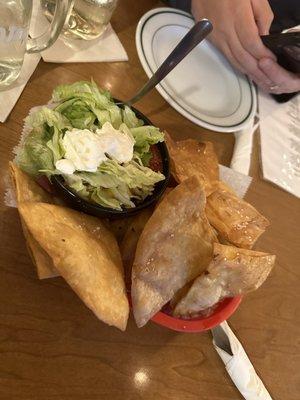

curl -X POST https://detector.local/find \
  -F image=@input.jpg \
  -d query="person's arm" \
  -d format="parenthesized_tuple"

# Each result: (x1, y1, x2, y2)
(191, 0, 300, 94)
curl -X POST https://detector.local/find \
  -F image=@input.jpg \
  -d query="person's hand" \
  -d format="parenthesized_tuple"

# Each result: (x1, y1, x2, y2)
(191, 0, 281, 91)
(258, 57, 300, 94)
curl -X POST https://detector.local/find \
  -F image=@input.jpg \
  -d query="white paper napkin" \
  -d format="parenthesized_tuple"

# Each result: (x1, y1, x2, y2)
(0, 53, 41, 123)
(213, 322, 272, 400)
(230, 118, 259, 176)
(258, 90, 300, 198)
(220, 164, 253, 198)
(30, 0, 128, 63)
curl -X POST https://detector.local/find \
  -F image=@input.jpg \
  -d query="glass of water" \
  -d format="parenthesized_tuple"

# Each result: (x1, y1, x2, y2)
(0, 0, 73, 89)
(41, 0, 118, 41)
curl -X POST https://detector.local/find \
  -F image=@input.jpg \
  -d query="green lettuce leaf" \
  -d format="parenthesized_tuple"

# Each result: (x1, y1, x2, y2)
(91, 188, 126, 210)
(63, 159, 164, 210)
(52, 80, 123, 129)
(76, 171, 120, 188)
(55, 98, 96, 130)
(52, 80, 110, 104)
(130, 126, 164, 165)
(25, 106, 71, 132)
(121, 105, 144, 128)
(15, 107, 70, 176)
(46, 128, 64, 164)
(16, 128, 54, 176)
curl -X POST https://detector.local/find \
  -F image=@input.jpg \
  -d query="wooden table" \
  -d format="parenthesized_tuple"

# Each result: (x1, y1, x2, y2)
(0, 1, 299, 399)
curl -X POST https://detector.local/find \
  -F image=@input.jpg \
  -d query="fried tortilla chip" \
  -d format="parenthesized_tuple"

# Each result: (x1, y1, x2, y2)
(206, 181, 270, 249)
(120, 208, 153, 288)
(131, 176, 217, 327)
(174, 243, 275, 318)
(169, 282, 192, 309)
(119, 189, 173, 287)
(105, 216, 135, 244)
(9, 162, 58, 279)
(165, 132, 219, 196)
(19, 202, 129, 331)
(9, 162, 53, 204)
(21, 224, 58, 278)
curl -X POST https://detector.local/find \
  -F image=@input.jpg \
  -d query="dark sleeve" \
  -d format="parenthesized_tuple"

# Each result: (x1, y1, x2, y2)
(165, 0, 299, 32)
(269, 0, 300, 33)
(163, 0, 191, 13)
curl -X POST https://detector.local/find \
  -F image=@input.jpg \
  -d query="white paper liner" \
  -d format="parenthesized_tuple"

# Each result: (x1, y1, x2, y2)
(220, 165, 252, 199)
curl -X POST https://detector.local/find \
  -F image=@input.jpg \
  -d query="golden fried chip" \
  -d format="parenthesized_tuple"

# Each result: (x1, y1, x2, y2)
(9, 162, 53, 204)
(169, 282, 192, 309)
(22, 223, 59, 278)
(19, 202, 129, 331)
(131, 176, 217, 327)
(165, 132, 219, 196)
(9, 162, 59, 279)
(105, 216, 135, 244)
(206, 181, 270, 249)
(174, 243, 275, 318)
(120, 208, 153, 287)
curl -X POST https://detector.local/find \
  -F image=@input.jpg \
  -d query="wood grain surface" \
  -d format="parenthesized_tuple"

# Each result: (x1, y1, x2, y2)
(0, 1, 299, 399)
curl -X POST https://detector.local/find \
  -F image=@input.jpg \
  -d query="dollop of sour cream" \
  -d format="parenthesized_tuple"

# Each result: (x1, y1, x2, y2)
(55, 159, 76, 175)
(96, 122, 134, 164)
(55, 122, 134, 174)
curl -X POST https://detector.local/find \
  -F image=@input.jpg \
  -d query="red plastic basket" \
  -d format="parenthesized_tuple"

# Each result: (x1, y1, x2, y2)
(150, 296, 242, 333)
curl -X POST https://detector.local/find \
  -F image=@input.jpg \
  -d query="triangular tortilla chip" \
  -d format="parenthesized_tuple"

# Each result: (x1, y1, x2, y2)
(174, 243, 275, 317)
(169, 282, 192, 309)
(104, 216, 135, 244)
(9, 162, 53, 203)
(9, 162, 58, 279)
(165, 133, 219, 196)
(120, 208, 153, 288)
(19, 202, 129, 331)
(206, 181, 270, 249)
(132, 176, 217, 327)
(21, 222, 59, 278)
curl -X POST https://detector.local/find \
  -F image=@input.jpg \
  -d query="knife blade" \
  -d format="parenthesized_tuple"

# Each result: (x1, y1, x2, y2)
(211, 324, 233, 356)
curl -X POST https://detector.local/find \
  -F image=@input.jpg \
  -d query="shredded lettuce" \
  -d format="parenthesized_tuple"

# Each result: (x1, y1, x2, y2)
(130, 126, 164, 165)
(15, 80, 165, 210)
(16, 107, 71, 176)
(52, 79, 112, 104)
(16, 129, 54, 177)
(64, 159, 164, 210)
(52, 80, 123, 129)
(25, 106, 72, 131)
(55, 98, 97, 130)
(122, 105, 143, 128)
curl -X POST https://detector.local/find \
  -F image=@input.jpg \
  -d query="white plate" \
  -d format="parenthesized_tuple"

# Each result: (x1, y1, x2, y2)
(136, 8, 257, 133)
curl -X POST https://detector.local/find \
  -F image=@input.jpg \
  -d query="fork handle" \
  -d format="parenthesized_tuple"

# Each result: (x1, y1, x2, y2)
(126, 19, 213, 107)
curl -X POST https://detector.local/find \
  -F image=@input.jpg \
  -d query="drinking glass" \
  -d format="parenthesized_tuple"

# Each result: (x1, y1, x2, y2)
(41, 0, 118, 41)
(0, 0, 72, 89)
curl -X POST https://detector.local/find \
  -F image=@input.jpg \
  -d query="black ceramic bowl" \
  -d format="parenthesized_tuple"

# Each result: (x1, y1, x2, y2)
(51, 102, 170, 218)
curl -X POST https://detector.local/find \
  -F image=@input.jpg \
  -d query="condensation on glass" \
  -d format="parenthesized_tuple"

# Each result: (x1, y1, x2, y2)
(41, 0, 118, 41)
(0, 0, 70, 89)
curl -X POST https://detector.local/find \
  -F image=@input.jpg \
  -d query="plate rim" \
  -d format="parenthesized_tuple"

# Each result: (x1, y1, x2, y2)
(135, 7, 257, 133)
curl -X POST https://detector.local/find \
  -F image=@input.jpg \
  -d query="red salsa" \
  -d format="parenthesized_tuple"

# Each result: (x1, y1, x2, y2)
(148, 144, 163, 173)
